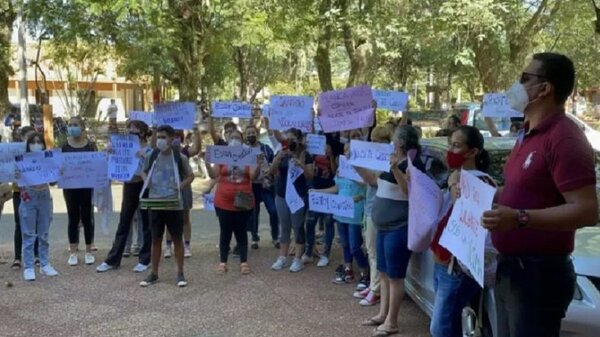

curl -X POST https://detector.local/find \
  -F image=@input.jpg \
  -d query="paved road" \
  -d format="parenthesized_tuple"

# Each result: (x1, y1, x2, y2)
(0, 179, 430, 337)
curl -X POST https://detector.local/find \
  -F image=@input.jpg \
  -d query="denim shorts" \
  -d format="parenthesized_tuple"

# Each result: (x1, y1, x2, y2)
(376, 225, 412, 279)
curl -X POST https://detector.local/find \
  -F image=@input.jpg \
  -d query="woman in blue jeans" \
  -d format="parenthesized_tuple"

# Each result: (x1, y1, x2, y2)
(16, 132, 59, 281)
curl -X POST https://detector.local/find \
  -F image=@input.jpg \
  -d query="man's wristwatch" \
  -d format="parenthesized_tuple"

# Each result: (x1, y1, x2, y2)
(517, 209, 529, 229)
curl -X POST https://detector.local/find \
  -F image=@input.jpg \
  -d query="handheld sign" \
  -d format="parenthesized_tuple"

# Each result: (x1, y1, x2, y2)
(0, 142, 26, 182)
(129, 111, 155, 127)
(338, 155, 364, 183)
(285, 160, 305, 213)
(308, 191, 354, 218)
(372, 89, 409, 111)
(306, 134, 326, 156)
(155, 102, 196, 129)
(108, 135, 141, 182)
(205, 145, 260, 167)
(481, 93, 522, 118)
(318, 85, 374, 133)
(439, 170, 496, 287)
(269, 95, 314, 133)
(58, 152, 109, 189)
(16, 150, 63, 187)
(348, 140, 394, 172)
(202, 194, 215, 211)
(211, 101, 252, 119)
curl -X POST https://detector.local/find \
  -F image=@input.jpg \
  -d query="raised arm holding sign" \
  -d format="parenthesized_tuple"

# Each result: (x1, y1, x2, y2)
(129, 111, 155, 127)
(348, 140, 394, 172)
(211, 101, 252, 119)
(372, 89, 409, 111)
(318, 85, 374, 133)
(269, 95, 314, 132)
(481, 93, 522, 118)
(155, 102, 196, 129)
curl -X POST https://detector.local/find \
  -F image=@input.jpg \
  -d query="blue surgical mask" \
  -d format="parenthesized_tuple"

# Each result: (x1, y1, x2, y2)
(68, 126, 81, 137)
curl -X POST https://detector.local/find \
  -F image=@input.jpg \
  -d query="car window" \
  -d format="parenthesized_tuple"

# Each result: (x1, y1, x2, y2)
(473, 110, 511, 133)
(420, 150, 450, 189)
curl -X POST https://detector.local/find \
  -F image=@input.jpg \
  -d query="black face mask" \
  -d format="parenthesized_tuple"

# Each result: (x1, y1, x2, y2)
(288, 141, 298, 152)
(247, 136, 257, 145)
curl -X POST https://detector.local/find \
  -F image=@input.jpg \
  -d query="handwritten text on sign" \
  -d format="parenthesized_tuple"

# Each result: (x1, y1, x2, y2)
(372, 89, 409, 111)
(205, 145, 260, 167)
(308, 192, 354, 218)
(338, 155, 364, 183)
(439, 170, 495, 287)
(318, 85, 374, 133)
(269, 96, 314, 133)
(348, 140, 394, 172)
(306, 134, 326, 156)
(108, 135, 141, 182)
(0, 142, 26, 182)
(211, 101, 252, 119)
(202, 194, 215, 211)
(129, 111, 155, 126)
(58, 152, 109, 189)
(155, 102, 196, 129)
(285, 160, 305, 213)
(16, 150, 63, 187)
(481, 93, 522, 118)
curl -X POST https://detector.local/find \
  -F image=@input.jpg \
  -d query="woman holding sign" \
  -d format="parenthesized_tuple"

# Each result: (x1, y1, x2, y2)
(62, 116, 98, 267)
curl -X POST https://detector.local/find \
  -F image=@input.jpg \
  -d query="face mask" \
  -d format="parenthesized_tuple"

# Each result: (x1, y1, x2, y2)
(30, 144, 44, 152)
(446, 151, 467, 169)
(68, 126, 81, 137)
(505, 81, 544, 113)
(156, 139, 168, 151)
(246, 136, 257, 145)
(288, 141, 298, 152)
(229, 139, 242, 147)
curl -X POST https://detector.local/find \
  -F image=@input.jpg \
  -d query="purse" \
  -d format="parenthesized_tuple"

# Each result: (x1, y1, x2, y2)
(234, 191, 253, 210)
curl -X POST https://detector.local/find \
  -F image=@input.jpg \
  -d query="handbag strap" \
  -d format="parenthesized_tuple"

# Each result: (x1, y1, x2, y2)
(139, 150, 182, 199)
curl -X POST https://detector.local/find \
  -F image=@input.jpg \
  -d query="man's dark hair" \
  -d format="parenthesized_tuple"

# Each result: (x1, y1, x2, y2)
(157, 125, 175, 137)
(448, 115, 461, 127)
(532, 52, 575, 105)
(223, 121, 238, 131)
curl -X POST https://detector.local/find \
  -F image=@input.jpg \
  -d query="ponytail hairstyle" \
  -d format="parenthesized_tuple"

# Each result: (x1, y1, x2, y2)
(455, 125, 490, 173)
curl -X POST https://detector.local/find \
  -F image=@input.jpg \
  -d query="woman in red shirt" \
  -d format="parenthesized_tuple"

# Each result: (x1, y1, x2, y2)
(205, 130, 260, 275)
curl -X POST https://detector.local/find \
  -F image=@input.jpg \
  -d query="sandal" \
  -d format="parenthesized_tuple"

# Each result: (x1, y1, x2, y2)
(240, 263, 251, 275)
(11, 260, 21, 270)
(372, 327, 399, 337)
(216, 263, 227, 274)
(361, 318, 384, 327)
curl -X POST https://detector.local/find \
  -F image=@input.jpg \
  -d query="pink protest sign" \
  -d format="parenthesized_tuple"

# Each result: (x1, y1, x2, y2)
(318, 85, 374, 133)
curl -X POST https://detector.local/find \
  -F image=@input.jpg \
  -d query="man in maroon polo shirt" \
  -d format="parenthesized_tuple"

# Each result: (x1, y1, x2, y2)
(482, 53, 598, 337)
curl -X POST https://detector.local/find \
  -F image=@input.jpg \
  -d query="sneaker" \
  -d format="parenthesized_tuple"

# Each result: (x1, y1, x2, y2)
(344, 268, 355, 283)
(317, 255, 329, 267)
(289, 258, 304, 273)
(132, 247, 140, 257)
(140, 273, 158, 287)
(359, 291, 381, 306)
(34, 258, 40, 266)
(251, 242, 259, 250)
(357, 273, 370, 291)
(85, 253, 95, 265)
(353, 287, 371, 299)
(68, 254, 78, 266)
(23, 268, 36, 281)
(164, 246, 172, 258)
(96, 262, 114, 273)
(271, 256, 288, 271)
(232, 245, 240, 257)
(272, 240, 281, 249)
(301, 254, 314, 264)
(184, 245, 192, 258)
(333, 265, 347, 284)
(40, 265, 59, 276)
(123, 250, 131, 258)
(132, 263, 149, 273)
(176, 273, 187, 288)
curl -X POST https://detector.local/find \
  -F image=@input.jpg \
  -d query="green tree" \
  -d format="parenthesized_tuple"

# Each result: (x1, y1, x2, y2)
(0, 0, 16, 115)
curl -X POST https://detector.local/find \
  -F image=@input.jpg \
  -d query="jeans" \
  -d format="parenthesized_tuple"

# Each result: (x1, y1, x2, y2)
(63, 188, 94, 245)
(216, 207, 252, 263)
(430, 262, 481, 337)
(19, 187, 52, 270)
(337, 222, 369, 269)
(13, 192, 38, 260)
(363, 215, 380, 293)
(376, 226, 412, 279)
(305, 211, 335, 258)
(247, 184, 279, 242)
(495, 254, 575, 337)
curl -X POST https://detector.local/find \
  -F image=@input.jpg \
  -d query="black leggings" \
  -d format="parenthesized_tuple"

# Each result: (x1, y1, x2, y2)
(216, 207, 251, 263)
(63, 188, 94, 245)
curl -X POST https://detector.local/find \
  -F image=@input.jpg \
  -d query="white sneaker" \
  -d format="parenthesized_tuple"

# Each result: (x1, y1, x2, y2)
(301, 254, 314, 264)
(164, 246, 172, 258)
(23, 268, 36, 281)
(85, 253, 95, 265)
(184, 246, 192, 258)
(132, 263, 149, 273)
(68, 254, 78, 266)
(289, 258, 304, 273)
(271, 256, 288, 271)
(96, 262, 114, 273)
(317, 255, 329, 267)
(40, 265, 59, 276)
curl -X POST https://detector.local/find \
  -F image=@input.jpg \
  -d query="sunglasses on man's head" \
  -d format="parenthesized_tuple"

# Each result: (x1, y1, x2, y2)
(520, 72, 546, 84)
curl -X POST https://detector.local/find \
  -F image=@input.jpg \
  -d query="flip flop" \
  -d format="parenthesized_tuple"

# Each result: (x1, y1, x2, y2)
(361, 318, 384, 327)
(372, 327, 399, 337)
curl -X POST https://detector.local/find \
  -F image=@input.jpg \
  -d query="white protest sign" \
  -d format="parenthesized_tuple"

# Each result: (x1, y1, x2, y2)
(308, 191, 354, 218)
(285, 160, 305, 213)
(129, 111, 155, 126)
(318, 85, 374, 133)
(348, 140, 394, 172)
(16, 150, 63, 187)
(108, 135, 141, 182)
(202, 194, 215, 211)
(306, 134, 326, 156)
(211, 101, 252, 119)
(338, 155, 364, 183)
(481, 93, 523, 118)
(205, 145, 260, 167)
(0, 142, 26, 182)
(439, 170, 496, 287)
(58, 152, 109, 189)
(154, 102, 196, 129)
(407, 159, 443, 252)
(372, 89, 409, 111)
(269, 96, 314, 133)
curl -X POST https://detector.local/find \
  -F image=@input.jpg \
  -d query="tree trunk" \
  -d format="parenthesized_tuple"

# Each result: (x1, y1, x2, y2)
(235, 47, 248, 101)
(0, 1, 16, 116)
(315, 0, 334, 92)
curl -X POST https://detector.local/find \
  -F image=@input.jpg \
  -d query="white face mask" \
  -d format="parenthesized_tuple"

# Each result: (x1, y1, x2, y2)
(228, 139, 242, 147)
(505, 81, 544, 113)
(156, 139, 168, 151)
(30, 144, 44, 152)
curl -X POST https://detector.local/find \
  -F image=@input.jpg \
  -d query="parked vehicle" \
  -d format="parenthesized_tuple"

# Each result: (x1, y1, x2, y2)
(405, 136, 600, 337)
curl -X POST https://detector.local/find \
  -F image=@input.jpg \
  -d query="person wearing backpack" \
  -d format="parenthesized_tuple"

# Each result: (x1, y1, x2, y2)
(429, 126, 496, 337)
